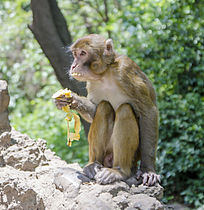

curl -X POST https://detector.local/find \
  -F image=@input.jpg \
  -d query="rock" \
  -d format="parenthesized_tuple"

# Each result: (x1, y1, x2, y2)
(0, 80, 10, 112)
(71, 192, 112, 210)
(130, 183, 164, 200)
(0, 129, 165, 209)
(0, 80, 11, 133)
(0, 167, 45, 210)
(54, 167, 90, 198)
(2, 129, 47, 171)
(167, 202, 190, 210)
(0, 155, 5, 167)
(0, 80, 164, 209)
(0, 131, 11, 167)
(0, 112, 11, 132)
(0, 131, 11, 149)
(126, 194, 164, 210)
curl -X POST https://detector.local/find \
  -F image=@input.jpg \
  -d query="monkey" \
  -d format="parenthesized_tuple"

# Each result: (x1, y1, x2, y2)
(55, 34, 160, 186)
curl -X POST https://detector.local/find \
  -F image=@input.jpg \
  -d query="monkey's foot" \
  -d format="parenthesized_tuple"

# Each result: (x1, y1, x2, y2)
(83, 162, 103, 179)
(94, 168, 124, 185)
(140, 171, 161, 186)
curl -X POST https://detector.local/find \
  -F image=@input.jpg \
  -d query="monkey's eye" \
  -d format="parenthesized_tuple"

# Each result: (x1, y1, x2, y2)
(80, 50, 87, 56)
(73, 51, 77, 57)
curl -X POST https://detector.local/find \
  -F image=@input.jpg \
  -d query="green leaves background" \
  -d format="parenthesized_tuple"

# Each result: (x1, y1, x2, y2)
(0, 0, 203, 207)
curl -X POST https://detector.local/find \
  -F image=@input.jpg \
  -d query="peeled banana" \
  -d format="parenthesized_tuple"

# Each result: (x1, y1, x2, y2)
(52, 88, 81, 147)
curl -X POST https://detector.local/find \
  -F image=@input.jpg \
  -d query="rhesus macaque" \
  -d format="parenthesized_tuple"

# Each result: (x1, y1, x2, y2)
(55, 34, 160, 186)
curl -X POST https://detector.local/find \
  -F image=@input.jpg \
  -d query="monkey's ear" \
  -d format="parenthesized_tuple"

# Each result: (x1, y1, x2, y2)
(105, 39, 114, 52)
(103, 39, 115, 64)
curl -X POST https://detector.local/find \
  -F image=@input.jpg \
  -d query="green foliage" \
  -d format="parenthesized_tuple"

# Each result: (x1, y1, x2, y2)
(0, 0, 89, 166)
(158, 93, 204, 207)
(0, 0, 57, 109)
(118, 1, 204, 207)
(11, 98, 88, 165)
(0, 0, 203, 207)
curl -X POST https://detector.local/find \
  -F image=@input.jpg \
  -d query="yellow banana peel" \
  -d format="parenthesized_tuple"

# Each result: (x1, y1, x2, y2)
(52, 88, 81, 147)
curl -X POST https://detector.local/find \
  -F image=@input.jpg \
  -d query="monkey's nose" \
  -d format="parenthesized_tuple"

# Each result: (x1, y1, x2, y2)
(72, 64, 77, 70)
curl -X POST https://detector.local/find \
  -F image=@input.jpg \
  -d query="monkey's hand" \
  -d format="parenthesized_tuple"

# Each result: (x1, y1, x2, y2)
(54, 95, 72, 110)
(83, 162, 103, 179)
(94, 168, 124, 185)
(54, 91, 96, 123)
(136, 170, 161, 186)
(54, 92, 80, 110)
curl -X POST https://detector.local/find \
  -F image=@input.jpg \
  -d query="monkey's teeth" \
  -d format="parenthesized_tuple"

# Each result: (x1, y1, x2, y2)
(72, 73, 81, 76)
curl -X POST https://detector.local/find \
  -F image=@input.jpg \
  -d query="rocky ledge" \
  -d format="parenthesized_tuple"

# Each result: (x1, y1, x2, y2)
(0, 80, 164, 210)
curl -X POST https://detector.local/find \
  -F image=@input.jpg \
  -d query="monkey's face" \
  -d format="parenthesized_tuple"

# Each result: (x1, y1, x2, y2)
(70, 34, 115, 81)
(70, 48, 104, 81)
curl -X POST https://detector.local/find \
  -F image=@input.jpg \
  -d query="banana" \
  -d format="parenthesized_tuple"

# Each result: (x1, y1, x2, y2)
(52, 88, 81, 147)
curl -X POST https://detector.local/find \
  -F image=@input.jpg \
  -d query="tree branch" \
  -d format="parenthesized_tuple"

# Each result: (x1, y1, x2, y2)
(29, 0, 90, 134)
(103, 0, 111, 38)
(83, 0, 106, 22)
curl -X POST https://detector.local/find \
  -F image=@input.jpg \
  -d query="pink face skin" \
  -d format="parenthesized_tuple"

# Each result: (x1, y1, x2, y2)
(70, 48, 101, 81)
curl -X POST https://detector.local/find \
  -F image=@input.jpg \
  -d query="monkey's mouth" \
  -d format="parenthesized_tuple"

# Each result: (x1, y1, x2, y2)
(70, 63, 84, 78)
(71, 72, 83, 77)
(70, 71, 86, 81)
(70, 66, 83, 77)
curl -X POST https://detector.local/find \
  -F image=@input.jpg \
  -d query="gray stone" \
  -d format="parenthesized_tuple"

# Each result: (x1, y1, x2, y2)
(71, 193, 112, 210)
(2, 130, 48, 171)
(0, 80, 11, 133)
(0, 128, 165, 210)
(0, 178, 45, 210)
(127, 194, 164, 210)
(0, 131, 11, 148)
(130, 183, 164, 200)
(3, 144, 45, 171)
(0, 80, 10, 112)
(54, 167, 90, 198)
(113, 191, 130, 209)
(0, 154, 5, 167)
(167, 202, 190, 210)
(0, 111, 11, 133)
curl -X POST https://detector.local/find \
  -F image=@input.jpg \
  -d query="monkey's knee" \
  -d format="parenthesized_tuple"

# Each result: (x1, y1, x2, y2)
(88, 101, 115, 163)
(91, 100, 115, 128)
(113, 104, 139, 175)
(116, 103, 136, 120)
(95, 101, 115, 118)
(115, 103, 139, 139)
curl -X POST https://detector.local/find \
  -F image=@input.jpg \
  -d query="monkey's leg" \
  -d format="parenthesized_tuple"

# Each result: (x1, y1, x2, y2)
(83, 101, 115, 179)
(95, 103, 139, 184)
(139, 106, 160, 186)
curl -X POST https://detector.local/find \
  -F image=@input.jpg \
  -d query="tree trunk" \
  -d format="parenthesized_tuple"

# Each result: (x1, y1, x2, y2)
(29, 0, 90, 135)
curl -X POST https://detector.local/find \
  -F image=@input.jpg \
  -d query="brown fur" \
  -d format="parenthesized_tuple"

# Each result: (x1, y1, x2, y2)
(56, 34, 160, 185)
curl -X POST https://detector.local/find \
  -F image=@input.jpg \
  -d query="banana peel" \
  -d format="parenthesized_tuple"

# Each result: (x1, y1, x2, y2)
(52, 88, 81, 147)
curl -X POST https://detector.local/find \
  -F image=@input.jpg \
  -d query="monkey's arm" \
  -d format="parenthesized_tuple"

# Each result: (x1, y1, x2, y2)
(55, 93, 96, 123)
(139, 106, 160, 185)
